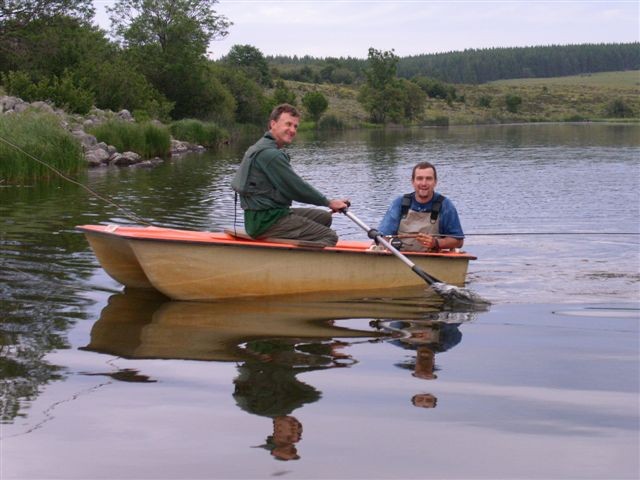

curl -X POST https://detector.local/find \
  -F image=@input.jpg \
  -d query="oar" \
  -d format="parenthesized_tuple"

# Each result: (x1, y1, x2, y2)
(341, 208, 490, 306)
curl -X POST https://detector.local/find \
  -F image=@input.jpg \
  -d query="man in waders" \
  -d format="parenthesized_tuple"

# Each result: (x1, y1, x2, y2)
(377, 161, 464, 252)
(232, 104, 349, 247)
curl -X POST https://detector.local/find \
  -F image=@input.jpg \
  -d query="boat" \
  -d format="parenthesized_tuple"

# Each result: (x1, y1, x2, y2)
(76, 224, 477, 301)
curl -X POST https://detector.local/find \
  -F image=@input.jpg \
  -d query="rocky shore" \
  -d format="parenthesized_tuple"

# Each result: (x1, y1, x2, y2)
(0, 95, 205, 168)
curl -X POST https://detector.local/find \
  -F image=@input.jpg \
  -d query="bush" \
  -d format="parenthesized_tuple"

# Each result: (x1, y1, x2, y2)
(2, 70, 94, 114)
(317, 114, 346, 131)
(605, 98, 635, 118)
(88, 120, 171, 158)
(477, 95, 492, 108)
(170, 119, 229, 148)
(505, 94, 523, 113)
(0, 112, 84, 183)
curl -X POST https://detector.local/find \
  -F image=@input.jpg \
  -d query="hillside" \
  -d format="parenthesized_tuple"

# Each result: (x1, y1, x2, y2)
(285, 71, 640, 127)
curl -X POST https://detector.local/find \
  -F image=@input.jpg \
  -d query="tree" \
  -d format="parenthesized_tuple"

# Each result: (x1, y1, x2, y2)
(358, 48, 404, 124)
(0, 0, 94, 27)
(108, 0, 230, 56)
(302, 91, 329, 125)
(223, 44, 272, 87)
(398, 79, 426, 122)
(107, 0, 233, 120)
(365, 48, 398, 89)
(213, 63, 268, 125)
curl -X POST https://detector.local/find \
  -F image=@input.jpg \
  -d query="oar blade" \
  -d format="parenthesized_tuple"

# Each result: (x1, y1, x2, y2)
(431, 282, 491, 306)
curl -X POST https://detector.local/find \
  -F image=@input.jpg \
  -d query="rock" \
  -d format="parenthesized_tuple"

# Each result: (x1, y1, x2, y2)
(117, 109, 133, 122)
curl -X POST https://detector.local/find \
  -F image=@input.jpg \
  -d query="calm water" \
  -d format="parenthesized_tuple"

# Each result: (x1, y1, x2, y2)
(1, 124, 639, 479)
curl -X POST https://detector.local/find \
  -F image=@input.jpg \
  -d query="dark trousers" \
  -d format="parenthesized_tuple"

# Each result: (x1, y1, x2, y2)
(258, 208, 338, 246)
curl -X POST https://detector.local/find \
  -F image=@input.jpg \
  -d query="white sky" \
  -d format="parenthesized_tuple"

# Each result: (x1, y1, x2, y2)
(92, 0, 640, 59)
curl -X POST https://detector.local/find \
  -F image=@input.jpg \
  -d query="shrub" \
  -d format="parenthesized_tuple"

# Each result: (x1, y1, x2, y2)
(318, 114, 346, 131)
(2, 70, 94, 114)
(505, 94, 523, 113)
(170, 119, 229, 148)
(605, 98, 635, 118)
(0, 112, 84, 183)
(88, 120, 171, 158)
(477, 95, 492, 108)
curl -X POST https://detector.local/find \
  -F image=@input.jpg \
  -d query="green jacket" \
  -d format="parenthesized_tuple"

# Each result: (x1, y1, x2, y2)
(232, 132, 329, 237)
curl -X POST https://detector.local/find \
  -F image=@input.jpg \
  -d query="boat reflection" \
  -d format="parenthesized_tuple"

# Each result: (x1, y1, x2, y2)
(82, 288, 485, 460)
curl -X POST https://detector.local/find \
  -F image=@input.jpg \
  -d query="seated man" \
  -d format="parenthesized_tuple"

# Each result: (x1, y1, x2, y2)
(231, 103, 349, 247)
(377, 161, 464, 252)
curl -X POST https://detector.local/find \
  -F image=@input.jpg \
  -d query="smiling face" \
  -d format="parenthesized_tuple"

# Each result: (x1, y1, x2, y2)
(412, 166, 437, 203)
(269, 112, 299, 147)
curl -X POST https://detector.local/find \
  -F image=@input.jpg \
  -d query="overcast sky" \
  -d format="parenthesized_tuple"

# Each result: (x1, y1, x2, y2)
(92, 1, 640, 59)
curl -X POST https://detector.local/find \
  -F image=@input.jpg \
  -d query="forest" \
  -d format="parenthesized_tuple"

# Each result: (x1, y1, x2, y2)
(270, 43, 639, 85)
(1, 0, 638, 127)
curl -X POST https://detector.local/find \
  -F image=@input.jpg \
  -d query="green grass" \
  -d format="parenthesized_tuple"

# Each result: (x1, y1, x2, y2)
(489, 70, 640, 88)
(0, 111, 84, 183)
(88, 120, 171, 158)
(282, 70, 640, 126)
(170, 119, 229, 148)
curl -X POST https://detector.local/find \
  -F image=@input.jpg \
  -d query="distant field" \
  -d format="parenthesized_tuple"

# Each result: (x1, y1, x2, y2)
(489, 70, 640, 88)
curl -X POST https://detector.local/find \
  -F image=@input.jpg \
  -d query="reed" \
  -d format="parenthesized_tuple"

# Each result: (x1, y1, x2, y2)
(88, 120, 171, 158)
(0, 112, 84, 183)
(170, 119, 229, 148)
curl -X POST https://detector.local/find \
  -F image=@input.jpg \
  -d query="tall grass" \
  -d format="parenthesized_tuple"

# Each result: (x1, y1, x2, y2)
(88, 120, 171, 158)
(0, 112, 84, 183)
(170, 119, 229, 148)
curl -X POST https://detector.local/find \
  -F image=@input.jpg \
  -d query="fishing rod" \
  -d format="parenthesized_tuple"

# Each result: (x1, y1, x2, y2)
(0, 134, 155, 226)
(394, 232, 640, 238)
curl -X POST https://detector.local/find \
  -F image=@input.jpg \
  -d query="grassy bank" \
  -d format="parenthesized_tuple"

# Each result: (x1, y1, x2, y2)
(0, 112, 84, 184)
(87, 120, 172, 158)
(285, 70, 640, 127)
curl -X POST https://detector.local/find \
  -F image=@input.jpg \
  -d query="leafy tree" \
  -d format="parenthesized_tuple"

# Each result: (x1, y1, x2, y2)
(271, 80, 297, 107)
(398, 79, 426, 122)
(213, 63, 268, 125)
(358, 48, 405, 124)
(223, 44, 272, 87)
(1, 16, 113, 77)
(107, 0, 232, 120)
(0, 0, 94, 28)
(302, 91, 329, 125)
(365, 48, 398, 89)
(108, 0, 230, 56)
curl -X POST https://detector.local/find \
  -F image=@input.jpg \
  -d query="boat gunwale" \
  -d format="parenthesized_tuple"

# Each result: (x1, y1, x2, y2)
(76, 225, 477, 260)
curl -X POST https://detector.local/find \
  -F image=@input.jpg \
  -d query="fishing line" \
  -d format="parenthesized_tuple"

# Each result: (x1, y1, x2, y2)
(3, 134, 638, 238)
(0, 134, 155, 226)
(395, 232, 640, 239)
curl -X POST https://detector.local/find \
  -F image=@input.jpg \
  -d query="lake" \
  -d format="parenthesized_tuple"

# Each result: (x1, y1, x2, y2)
(1, 123, 639, 479)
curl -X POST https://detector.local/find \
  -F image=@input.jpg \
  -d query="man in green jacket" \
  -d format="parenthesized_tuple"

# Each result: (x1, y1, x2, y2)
(232, 104, 349, 247)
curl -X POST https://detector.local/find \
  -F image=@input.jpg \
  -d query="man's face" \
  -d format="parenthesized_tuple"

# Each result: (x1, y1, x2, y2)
(269, 112, 299, 147)
(412, 167, 437, 202)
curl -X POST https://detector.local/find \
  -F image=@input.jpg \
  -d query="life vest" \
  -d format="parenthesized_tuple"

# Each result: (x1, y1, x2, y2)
(231, 135, 290, 210)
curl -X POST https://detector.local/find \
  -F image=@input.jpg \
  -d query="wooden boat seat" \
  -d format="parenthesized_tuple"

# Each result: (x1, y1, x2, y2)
(223, 228, 327, 248)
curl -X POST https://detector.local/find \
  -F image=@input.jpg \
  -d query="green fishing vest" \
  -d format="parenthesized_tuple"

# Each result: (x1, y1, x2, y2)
(231, 134, 290, 210)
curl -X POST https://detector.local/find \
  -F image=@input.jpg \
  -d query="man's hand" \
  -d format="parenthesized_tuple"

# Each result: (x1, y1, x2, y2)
(328, 199, 350, 212)
(416, 232, 438, 250)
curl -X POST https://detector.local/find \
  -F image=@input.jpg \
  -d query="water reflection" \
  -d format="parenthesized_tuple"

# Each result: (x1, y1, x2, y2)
(79, 288, 483, 461)
(373, 312, 476, 410)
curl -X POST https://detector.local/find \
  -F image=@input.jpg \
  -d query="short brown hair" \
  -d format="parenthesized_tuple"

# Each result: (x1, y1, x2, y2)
(412, 161, 437, 182)
(268, 103, 300, 127)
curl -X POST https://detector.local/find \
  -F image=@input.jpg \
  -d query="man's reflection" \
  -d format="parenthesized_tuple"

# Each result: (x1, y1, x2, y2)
(233, 338, 354, 461)
(381, 312, 473, 409)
